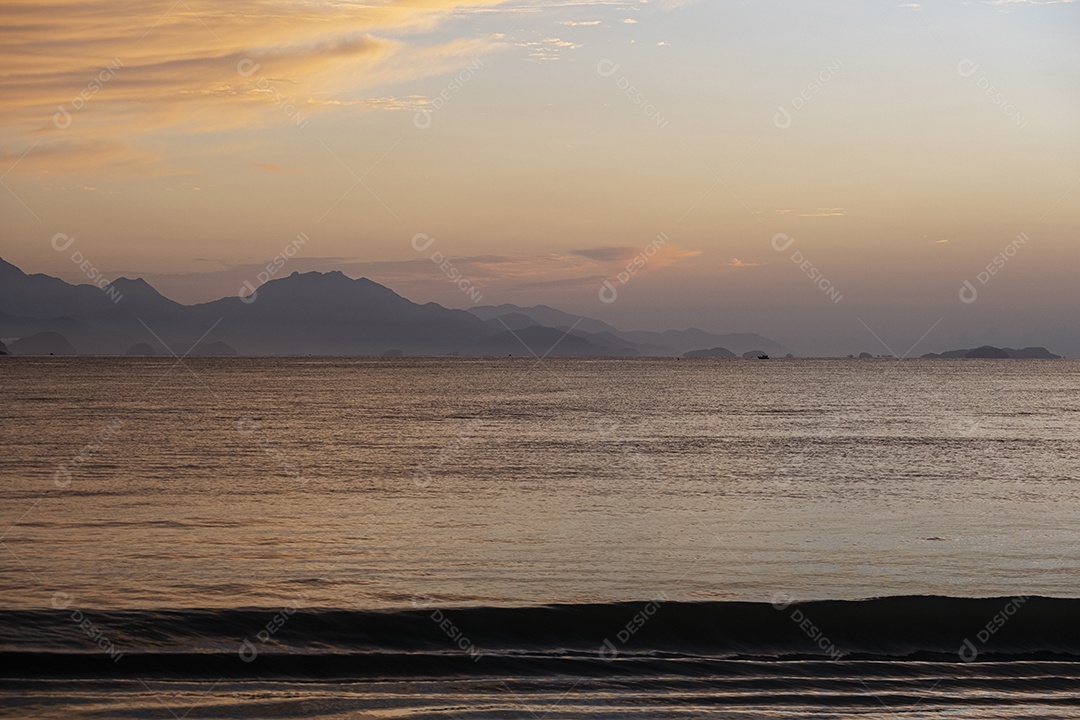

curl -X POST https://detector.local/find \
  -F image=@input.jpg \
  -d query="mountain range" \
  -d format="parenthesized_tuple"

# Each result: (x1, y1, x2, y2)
(0, 258, 791, 358)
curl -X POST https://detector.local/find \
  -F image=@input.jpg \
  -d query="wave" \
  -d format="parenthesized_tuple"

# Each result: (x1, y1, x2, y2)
(2, 596, 1079, 679)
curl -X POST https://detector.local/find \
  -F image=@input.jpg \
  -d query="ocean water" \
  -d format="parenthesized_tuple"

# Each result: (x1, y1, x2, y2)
(2, 357, 1080, 718)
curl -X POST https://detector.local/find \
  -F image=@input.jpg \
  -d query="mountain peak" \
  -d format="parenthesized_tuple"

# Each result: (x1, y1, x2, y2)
(0, 257, 26, 276)
(284, 269, 352, 283)
(108, 277, 152, 289)
(101, 276, 182, 310)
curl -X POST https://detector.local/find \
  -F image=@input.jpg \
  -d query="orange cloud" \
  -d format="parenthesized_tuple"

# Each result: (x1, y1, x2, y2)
(0, 0, 510, 175)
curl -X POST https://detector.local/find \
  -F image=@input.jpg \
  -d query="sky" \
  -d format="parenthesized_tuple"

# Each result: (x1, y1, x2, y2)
(1, 0, 1078, 356)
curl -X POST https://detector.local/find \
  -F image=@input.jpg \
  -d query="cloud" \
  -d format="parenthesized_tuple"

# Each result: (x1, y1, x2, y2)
(622, 17, 638, 23)
(516, 35, 584, 61)
(559, 20, 603, 26)
(543, 37, 582, 47)
(572, 246, 638, 262)
(0, 0, 510, 175)
(574, 244, 700, 271)
(305, 95, 429, 110)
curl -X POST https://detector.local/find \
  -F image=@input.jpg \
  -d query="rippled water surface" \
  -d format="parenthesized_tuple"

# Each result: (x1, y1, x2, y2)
(2, 357, 1080, 718)
(3, 357, 1080, 608)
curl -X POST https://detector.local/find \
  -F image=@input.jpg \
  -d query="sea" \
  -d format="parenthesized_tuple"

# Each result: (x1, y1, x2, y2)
(2, 356, 1079, 718)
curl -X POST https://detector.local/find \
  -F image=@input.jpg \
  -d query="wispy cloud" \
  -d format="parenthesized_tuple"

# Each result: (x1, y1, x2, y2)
(572, 246, 637, 262)
(0, 0, 511, 175)
(516, 36, 584, 61)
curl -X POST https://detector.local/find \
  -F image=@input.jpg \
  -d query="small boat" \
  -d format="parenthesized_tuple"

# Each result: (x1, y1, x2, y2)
(757, 354, 770, 360)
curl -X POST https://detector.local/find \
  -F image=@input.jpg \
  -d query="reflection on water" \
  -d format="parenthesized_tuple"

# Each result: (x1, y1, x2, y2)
(2, 357, 1080, 610)
(4, 357, 1080, 717)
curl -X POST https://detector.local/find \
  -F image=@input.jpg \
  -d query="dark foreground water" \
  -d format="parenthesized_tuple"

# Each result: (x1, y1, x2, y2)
(2, 357, 1079, 717)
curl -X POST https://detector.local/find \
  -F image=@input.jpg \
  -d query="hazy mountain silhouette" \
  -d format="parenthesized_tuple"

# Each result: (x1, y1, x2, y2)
(0, 258, 122, 319)
(470, 304, 791, 356)
(184, 270, 500, 355)
(8, 331, 77, 355)
(482, 313, 542, 332)
(4, 259, 1066, 358)
(479, 313, 646, 356)
(0, 260, 653, 356)
(471, 304, 621, 335)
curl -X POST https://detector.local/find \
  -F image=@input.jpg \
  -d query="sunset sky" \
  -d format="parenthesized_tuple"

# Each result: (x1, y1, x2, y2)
(2, 0, 1078, 355)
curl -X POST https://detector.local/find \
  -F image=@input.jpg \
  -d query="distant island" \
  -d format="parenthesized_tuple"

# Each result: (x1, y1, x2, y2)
(922, 345, 1062, 359)
(683, 347, 735, 358)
